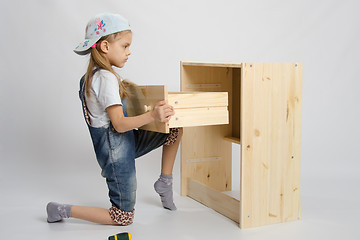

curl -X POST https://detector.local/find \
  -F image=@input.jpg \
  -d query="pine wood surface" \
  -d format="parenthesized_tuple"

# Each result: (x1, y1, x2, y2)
(127, 85, 229, 133)
(240, 63, 302, 228)
(180, 61, 302, 229)
(180, 63, 233, 196)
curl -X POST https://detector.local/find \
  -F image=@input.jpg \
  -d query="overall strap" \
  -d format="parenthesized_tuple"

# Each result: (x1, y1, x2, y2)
(79, 68, 100, 100)
(79, 68, 100, 126)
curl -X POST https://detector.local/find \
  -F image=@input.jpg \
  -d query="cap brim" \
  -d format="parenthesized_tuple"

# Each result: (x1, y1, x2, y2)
(73, 38, 98, 55)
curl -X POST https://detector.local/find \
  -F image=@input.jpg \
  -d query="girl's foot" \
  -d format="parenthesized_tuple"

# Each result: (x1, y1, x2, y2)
(46, 202, 72, 223)
(154, 174, 177, 211)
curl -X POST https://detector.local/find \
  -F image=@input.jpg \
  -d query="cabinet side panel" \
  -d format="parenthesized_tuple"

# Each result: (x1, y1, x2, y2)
(180, 64, 232, 195)
(285, 63, 302, 222)
(240, 63, 302, 228)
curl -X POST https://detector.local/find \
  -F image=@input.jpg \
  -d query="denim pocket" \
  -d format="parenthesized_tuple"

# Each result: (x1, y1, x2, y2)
(108, 127, 135, 151)
(108, 126, 123, 150)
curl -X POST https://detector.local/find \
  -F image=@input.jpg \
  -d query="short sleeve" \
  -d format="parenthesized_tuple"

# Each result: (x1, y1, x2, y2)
(93, 71, 122, 110)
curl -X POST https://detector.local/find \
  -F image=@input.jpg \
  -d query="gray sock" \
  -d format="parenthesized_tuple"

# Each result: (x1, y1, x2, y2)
(154, 174, 177, 211)
(46, 202, 72, 223)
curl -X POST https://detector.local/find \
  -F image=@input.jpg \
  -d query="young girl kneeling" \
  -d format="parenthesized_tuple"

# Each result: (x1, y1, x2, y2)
(46, 13, 182, 225)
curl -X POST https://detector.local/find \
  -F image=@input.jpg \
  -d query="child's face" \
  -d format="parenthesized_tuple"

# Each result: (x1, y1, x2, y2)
(107, 31, 132, 68)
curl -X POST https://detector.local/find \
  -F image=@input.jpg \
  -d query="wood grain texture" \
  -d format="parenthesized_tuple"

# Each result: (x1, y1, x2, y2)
(127, 85, 229, 134)
(169, 106, 229, 128)
(240, 63, 302, 228)
(187, 179, 240, 223)
(180, 63, 233, 196)
(168, 92, 228, 109)
(182, 61, 242, 68)
(126, 85, 169, 133)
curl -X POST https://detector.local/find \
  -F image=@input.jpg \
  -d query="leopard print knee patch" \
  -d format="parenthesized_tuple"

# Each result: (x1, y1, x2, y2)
(109, 207, 135, 225)
(164, 128, 180, 146)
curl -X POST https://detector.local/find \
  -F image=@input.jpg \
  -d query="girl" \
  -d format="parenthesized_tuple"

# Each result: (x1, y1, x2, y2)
(46, 13, 182, 225)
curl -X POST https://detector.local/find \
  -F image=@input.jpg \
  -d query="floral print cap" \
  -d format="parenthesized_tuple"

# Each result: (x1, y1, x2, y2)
(74, 13, 131, 55)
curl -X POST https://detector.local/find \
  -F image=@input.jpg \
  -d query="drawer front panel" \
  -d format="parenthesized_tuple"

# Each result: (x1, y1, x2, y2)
(127, 85, 229, 133)
(169, 106, 229, 128)
(168, 92, 228, 109)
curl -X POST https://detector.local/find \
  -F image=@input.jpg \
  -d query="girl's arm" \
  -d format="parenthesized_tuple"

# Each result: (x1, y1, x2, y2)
(106, 100, 175, 133)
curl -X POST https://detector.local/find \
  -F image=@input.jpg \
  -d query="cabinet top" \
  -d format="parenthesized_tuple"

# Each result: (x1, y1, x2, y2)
(181, 61, 302, 68)
(181, 61, 242, 68)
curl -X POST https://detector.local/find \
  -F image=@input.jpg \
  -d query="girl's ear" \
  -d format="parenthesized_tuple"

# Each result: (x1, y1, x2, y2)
(99, 40, 110, 53)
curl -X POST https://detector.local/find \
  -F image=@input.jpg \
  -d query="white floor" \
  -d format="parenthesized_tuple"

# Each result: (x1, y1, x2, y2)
(1, 147, 359, 240)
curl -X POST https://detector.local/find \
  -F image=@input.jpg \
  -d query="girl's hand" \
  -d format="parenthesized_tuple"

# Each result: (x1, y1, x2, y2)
(151, 100, 175, 122)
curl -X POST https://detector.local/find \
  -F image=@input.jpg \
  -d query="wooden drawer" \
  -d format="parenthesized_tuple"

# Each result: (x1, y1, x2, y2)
(126, 85, 229, 133)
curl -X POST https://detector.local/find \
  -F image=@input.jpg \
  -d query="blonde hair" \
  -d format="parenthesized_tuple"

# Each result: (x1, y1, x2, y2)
(84, 30, 134, 99)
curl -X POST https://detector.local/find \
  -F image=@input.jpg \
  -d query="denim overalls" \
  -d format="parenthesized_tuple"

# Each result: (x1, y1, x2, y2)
(79, 72, 169, 213)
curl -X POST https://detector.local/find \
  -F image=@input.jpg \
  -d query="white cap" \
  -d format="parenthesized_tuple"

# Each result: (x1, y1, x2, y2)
(74, 13, 131, 55)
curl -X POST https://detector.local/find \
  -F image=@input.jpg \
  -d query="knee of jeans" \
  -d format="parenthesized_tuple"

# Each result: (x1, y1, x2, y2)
(108, 172, 137, 212)
(123, 172, 137, 192)
(120, 173, 137, 211)
(121, 190, 136, 212)
(110, 190, 136, 212)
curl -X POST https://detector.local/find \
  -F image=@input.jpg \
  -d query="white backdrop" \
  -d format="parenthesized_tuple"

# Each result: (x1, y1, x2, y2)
(1, 0, 359, 179)
(1, 0, 360, 238)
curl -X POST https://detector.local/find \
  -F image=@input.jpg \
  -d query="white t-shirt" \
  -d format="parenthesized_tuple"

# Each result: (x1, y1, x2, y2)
(85, 69, 122, 128)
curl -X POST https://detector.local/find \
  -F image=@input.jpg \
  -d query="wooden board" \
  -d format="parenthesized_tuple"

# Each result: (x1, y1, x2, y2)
(232, 68, 241, 139)
(180, 63, 233, 195)
(223, 136, 241, 144)
(126, 85, 169, 133)
(187, 179, 240, 223)
(168, 92, 228, 108)
(127, 85, 229, 133)
(182, 61, 242, 68)
(169, 92, 229, 128)
(240, 63, 302, 228)
(169, 106, 229, 128)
